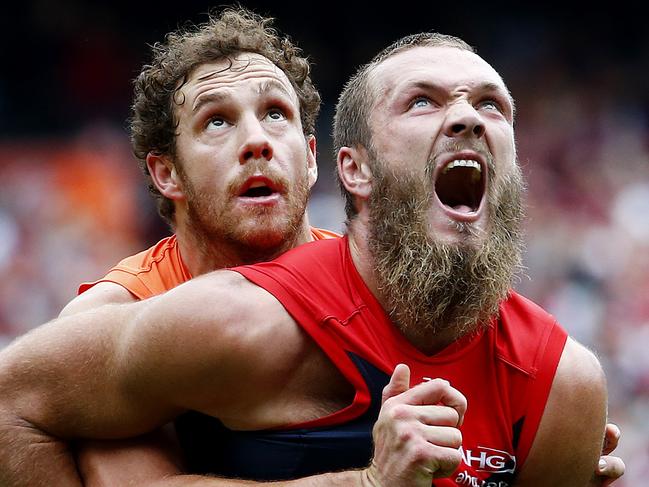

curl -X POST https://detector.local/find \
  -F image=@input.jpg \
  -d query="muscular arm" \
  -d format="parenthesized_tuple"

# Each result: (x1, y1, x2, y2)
(125, 365, 468, 487)
(515, 338, 608, 486)
(0, 273, 467, 487)
(0, 272, 244, 486)
(59, 282, 186, 486)
(58, 282, 376, 487)
(0, 302, 141, 487)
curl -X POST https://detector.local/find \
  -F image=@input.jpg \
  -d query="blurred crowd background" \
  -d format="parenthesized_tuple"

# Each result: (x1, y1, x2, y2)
(1, 1, 647, 482)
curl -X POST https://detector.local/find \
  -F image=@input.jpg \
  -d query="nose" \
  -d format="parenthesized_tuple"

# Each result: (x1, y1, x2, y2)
(443, 103, 485, 139)
(238, 117, 274, 164)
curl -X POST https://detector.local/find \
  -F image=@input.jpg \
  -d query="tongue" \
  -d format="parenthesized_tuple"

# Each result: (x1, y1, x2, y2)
(452, 204, 474, 213)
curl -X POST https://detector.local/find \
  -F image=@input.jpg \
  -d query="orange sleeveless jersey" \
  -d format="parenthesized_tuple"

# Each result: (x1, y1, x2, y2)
(78, 228, 340, 300)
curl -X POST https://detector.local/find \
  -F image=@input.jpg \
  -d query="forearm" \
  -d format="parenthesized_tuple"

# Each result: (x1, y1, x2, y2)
(0, 319, 91, 486)
(77, 435, 368, 487)
(146, 471, 367, 487)
(0, 304, 165, 486)
(0, 301, 173, 440)
(0, 411, 82, 487)
(77, 431, 183, 487)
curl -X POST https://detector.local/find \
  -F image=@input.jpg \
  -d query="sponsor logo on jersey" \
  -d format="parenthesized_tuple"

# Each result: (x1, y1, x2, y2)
(459, 445, 516, 474)
(455, 470, 511, 487)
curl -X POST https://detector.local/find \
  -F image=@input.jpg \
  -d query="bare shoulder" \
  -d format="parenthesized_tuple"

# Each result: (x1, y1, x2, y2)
(59, 282, 137, 317)
(144, 269, 295, 342)
(556, 338, 606, 390)
(516, 338, 607, 486)
(126, 270, 308, 415)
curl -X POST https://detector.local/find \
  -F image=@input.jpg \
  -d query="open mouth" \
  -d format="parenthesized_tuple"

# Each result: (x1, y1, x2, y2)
(238, 177, 281, 199)
(435, 159, 485, 214)
(241, 185, 275, 198)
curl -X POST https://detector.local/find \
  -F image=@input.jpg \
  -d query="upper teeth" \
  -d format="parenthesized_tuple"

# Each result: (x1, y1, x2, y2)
(249, 181, 266, 189)
(443, 160, 481, 174)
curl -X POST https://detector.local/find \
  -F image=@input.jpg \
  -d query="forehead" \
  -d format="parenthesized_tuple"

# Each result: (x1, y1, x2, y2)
(371, 45, 509, 99)
(178, 52, 298, 109)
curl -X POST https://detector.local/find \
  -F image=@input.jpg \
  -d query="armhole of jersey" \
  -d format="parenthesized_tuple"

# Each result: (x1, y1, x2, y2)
(515, 323, 568, 469)
(233, 266, 372, 429)
(78, 271, 151, 301)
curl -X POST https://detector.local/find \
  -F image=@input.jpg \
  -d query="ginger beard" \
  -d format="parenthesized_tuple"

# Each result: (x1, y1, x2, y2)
(178, 157, 311, 265)
(367, 145, 525, 342)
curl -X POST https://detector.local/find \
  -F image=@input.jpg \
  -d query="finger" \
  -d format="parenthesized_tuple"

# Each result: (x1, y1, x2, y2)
(382, 363, 411, 404)
(406, 404, 461, 428)
(602, 423, 621, 455)
(421, 424, 463, 449)
(428, 444, 464, 479)
(399, 378, 467, 426)
(597, 456, 625, 483)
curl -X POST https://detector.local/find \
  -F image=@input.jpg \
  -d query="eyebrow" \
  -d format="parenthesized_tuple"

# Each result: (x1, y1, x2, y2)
(257, 79, 294, 100)
(192, 91, 231, 113)
(478, 82, 516, 115)
(191, 80, 295, 114)
(400, 80, 516, 117)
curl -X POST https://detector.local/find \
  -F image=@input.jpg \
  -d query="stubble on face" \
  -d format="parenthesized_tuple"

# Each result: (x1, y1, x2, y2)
(367, 146, 525, 345)
(177, 154, 311, 266)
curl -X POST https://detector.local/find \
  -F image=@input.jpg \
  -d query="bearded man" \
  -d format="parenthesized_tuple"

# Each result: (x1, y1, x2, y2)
(0, 30, 621, 487)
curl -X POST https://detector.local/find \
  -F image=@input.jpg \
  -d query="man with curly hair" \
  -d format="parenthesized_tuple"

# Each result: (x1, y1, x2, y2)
(0, 7, 624, 487)
(56, 6, 338, 485)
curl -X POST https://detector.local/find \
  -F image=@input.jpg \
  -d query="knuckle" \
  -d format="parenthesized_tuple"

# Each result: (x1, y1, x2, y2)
(381, 394, 395, 407)
(459, 397, 468, 414)
(408, 441, 433, 464)
(397, 426, 415, 444)
(446, 407, 460, 426)
(449, 428, 463, 448)
(435, 405, 460, 426)
(437, 447, 463, 472)
(430, 378, 450, 388)
(387, 403, 410, 421)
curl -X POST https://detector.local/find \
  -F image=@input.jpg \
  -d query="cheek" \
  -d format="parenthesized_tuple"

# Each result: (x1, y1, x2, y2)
(187, 166, 232, 201)
(281, 138, 310, 173)
(287, 163, 309, 191)
(390, 123, 439, 161)
(491, 129, 516, 167)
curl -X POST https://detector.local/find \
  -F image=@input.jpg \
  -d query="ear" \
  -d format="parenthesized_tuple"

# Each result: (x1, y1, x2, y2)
(146, 152, 185, 201)
(306, 135, 318, 189)
(337, 145, 373, 202)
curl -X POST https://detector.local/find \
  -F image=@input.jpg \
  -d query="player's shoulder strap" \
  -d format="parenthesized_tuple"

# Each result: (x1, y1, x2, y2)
(78, 235, 192, 299)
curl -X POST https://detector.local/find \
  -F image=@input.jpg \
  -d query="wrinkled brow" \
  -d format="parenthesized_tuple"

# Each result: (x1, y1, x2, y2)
(192, 92, 232, 113)
(257, 79, 293, 99)
(191, 80, 295, 114)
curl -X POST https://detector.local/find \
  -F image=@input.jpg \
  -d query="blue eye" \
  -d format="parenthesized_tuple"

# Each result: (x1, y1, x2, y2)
(479, 100, 501, 112)
(412, 97, 430, 108)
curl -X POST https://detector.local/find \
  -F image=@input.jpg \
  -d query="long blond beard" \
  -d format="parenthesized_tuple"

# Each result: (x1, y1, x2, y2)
(367, 154, 525, 342)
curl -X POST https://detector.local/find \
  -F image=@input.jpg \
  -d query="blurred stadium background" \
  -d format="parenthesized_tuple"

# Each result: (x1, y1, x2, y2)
(1, 1, 647, 482)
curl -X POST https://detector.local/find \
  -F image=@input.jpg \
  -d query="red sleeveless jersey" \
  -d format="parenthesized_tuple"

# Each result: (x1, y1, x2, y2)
(235, 236, 567, 485)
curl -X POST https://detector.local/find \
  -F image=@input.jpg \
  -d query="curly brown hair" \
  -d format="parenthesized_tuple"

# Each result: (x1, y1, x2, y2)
(131, 7, 321, 226)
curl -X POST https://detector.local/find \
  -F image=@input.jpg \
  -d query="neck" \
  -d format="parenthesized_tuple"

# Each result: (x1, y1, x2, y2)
(174, 217, 314, 277)
(346, 215, 379, 301)
(347, 214, 469, 356)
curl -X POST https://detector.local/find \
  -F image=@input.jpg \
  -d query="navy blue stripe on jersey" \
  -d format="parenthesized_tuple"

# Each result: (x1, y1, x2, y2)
(175, 352, 389, 480)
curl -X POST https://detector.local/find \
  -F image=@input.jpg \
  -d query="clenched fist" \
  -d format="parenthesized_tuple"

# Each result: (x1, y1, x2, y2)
(363, 364, 467, 487)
